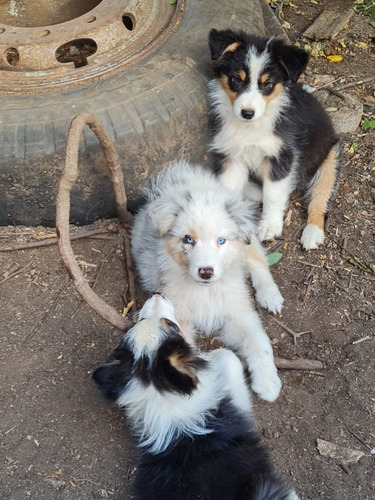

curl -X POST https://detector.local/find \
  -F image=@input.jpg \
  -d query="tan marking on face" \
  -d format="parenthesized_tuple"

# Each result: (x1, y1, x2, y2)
(263, 82, 284, 105)
(189, 229, 198, 242)
(165, 237, 189, 268)
(238, 69, 246, 81)
(160, 318, 169, 328)
(219, 75, 237, 105)
(307, 149, 338, 230)
(260, 73, 269, 84)
(220, 41, 242, 58)
(168, 351, 198, 385)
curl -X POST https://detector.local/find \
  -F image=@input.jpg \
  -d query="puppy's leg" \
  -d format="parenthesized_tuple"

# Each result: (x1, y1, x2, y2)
(208, 349, 252, 414)
(246, 236, 283, 314)
(243, 180, 263, 202)
(301, 145, 341, 250)
(219, 158, 249, 193)
(221, 308, 281, 402)
(258, 177, 292, 241)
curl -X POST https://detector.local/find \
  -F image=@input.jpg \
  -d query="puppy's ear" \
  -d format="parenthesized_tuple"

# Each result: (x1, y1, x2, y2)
(272, 40, 309, 83)
(152, 335, 208, 395)
(209, 28, 243, 61)
(225, 198, 258, 244)
(92, 346, 134, 402)
(147, 195, 182, 236)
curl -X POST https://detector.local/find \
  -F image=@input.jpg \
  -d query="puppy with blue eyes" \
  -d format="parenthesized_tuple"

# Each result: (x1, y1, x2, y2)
(208, 29, 342, 250)
(131, 160, 283, 403)
(93, 294, 299, 500)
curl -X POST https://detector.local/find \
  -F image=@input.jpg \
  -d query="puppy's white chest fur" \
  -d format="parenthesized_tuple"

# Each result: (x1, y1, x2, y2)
(212, 109, 283, 172)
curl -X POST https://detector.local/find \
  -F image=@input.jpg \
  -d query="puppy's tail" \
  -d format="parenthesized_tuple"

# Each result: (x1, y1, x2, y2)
(305, 140, 342, 230)
(253, 477, 299, 500)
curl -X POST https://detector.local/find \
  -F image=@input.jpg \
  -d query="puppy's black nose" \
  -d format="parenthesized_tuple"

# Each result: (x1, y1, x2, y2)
(241, 109, 254, 120)
(198, 267, 214, 280)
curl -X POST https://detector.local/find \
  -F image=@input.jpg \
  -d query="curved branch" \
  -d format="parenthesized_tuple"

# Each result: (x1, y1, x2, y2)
(56, 112, 132, 332)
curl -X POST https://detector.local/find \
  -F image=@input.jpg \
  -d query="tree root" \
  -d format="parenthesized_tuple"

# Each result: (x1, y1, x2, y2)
(56, 112, 134, 332)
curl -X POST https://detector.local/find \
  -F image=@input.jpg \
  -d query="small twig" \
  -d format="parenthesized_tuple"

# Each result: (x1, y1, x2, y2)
(70, 249, 116, 320)
(352, 336, 371, 345)
(121, 226, 137, 312)
(71, 478, 102, 486)
(271, 316, 311, 345)
(339, 463, 351, 475)
(4, 424, 19, 435)
(298, 260, 321, 268)
(346, 428, 374, 452)
(21, 280, 71, 345)
(274, 356, 323, 370)
(314, 76, 343, 91)
(303, 270, 314, 303)
(334, 75, 375, 91)
(0, 259, 34, 285)
(0, 224, 118, 252)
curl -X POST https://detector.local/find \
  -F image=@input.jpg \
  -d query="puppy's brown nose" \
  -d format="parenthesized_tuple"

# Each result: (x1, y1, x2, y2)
(198, 267, 214, 280)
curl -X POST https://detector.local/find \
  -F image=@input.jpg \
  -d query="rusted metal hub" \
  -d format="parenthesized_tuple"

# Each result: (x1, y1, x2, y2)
(0, 0, 180, 93)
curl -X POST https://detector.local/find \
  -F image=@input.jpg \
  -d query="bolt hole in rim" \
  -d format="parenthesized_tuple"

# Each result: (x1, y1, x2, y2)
(0, 0, 180, 92)
(55, 38, 98, 68)
(122, 14, 135, 31)
(5, 46, 19, 66)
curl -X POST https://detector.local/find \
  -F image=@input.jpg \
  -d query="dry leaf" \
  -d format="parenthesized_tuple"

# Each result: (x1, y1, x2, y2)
(327, 55, 343, 62)
(317, 438, 365, 463)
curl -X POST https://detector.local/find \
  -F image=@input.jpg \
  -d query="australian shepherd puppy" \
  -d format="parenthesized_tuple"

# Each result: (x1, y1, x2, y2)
(93, 294, 299, 500)
(208, 29, 342, 250)
(131, 160, 283, 402)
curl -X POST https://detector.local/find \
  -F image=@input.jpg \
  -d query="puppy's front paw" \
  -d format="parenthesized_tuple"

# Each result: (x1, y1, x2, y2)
(250, 364, 282, 402)
(255, 282, 284, 314)
(258, 216, 283, 242)
(301, 224, 324, 250)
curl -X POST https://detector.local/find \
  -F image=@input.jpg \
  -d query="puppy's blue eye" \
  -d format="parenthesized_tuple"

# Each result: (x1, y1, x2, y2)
(183, 235, 195, 245)
(217, 237, 226, 245)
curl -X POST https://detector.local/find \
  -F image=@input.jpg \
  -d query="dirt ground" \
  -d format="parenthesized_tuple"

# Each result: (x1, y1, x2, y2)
(1, 1, 374, 499)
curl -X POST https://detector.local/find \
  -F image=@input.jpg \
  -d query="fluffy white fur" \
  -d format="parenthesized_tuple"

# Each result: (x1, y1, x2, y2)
(131, 161, 282, 402)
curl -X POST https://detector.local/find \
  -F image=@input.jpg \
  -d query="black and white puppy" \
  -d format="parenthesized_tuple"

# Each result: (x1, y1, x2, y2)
(93, 294, 299, 500)
(208, 29, 342, 250)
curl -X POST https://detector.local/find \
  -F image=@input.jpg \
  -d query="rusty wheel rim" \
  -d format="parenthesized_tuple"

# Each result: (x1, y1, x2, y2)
(0, 0, 181, 93)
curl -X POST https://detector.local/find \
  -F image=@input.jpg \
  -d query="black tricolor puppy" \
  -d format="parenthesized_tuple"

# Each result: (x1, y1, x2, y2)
(208, 29, 342, 250)
(93, 294, 299, 500)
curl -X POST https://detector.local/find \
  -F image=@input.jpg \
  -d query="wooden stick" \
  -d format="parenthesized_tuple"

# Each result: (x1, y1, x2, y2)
(274, 356, 323, 370)
(0, 224, 118, 252)
(335, 75, 375, 91)
(55, 112, 133, 333)
(0, 259, 34, 286)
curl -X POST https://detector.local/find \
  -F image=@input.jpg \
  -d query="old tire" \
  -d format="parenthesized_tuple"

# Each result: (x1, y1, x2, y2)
(0, 0, 272, 226)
